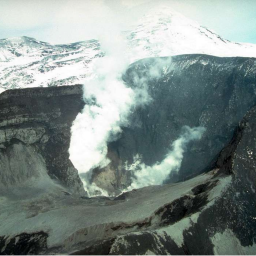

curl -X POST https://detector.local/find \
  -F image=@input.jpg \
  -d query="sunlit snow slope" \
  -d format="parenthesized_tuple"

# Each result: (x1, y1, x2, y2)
(0, 37, 102, 91)
(1, 6, 256, 91)
(128, 7, 256, 59)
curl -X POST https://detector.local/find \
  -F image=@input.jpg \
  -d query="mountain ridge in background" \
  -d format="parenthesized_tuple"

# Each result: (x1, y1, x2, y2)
(1, 7, 256, 92)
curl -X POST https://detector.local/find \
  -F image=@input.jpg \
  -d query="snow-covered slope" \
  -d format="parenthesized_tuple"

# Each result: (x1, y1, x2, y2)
(1, 6, 256, 91)
(128, 7, 256, 59)
(0, 37, 101, 91)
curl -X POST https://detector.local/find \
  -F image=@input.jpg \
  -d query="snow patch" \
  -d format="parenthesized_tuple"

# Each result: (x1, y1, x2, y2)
(211, 229, 256, 255)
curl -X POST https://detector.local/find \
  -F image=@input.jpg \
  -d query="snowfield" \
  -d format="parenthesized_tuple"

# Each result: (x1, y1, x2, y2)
(1, 6, 256, 92)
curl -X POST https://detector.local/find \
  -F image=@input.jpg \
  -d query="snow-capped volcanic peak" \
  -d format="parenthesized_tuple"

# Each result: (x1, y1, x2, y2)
(128, 6, 256, 59)
(0, 36, 102, 90)
(1, 7, 256, 91)
(0, 36, 52, 61)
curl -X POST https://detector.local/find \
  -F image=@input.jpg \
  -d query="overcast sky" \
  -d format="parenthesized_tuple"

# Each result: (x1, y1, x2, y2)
(0, 0, 255, 44)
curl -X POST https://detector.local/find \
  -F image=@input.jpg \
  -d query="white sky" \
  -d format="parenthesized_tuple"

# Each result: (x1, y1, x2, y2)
(0, 0, 255, 44)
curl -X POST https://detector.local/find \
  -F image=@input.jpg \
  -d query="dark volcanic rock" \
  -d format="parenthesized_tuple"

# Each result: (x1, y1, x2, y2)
(0, 85, 85, 195)
(92, 55, 256, 192)
(1, 89, 256, 254)
(0, 232, 48, 255)
(1, 56, 256, 254)
(76, 104, 256, 255)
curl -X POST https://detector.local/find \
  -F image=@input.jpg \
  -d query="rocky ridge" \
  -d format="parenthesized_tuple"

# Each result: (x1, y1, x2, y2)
(91, 54, 256, 194)
(1, 7, 256, 92)
(1, 101, 256, 254)
(0, 54, 256, 254)
(0, 85, 85, 195)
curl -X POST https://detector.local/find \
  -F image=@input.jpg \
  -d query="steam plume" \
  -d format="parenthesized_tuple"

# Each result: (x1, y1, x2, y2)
(126, 126, 206, 190)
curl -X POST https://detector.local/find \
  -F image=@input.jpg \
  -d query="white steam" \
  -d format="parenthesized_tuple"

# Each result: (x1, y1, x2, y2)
(126, 126, 206, 190)
(69, 39, 195, 195)
(69, 35, 133, 172)
(69, 63, 134, 173)
(69, 30, 153, 195)
(69, 58, 167, 175)
(68, 14, 203, 195)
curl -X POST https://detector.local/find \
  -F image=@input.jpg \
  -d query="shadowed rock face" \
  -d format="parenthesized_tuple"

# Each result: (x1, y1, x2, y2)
(3, 55, 254, 196)
(92, 55, 256, 193)
(70, 104, 256, 255)
(0, 85, 85, 195)
(1, 104, 256, 254)
(0, 232, 48, 255)
(1, 55, 256, 254)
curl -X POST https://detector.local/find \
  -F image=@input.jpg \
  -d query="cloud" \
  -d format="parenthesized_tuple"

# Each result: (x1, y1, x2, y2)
(0, 0, 57, 29)
(121, 0, 152, 8)
(0, 0, 147, 43)
(1, 0, 255, 44)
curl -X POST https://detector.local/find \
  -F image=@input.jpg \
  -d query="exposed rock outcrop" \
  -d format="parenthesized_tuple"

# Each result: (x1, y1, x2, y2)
(0, 85, 85, 195)
(1, 104, 256, 254)
(1, 55, 256, 254)
(92, 55, 256, 194)
(70, 104, 256, 255)
(102, 104, 256, 255)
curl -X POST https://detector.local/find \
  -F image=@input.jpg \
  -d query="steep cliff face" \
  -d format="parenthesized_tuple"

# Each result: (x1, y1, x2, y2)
(92, 55, 256, 193)
(1, 62, 256, 254)
(0, 85, 85, 195)
(100, 104, 256, 255)
(2, 54, 256, 197)
(1, 104, 256, 254)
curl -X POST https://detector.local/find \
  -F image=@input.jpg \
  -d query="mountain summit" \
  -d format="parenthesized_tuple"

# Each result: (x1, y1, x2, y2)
(128, 6, 256, 59)
(0, 7, 256, 91)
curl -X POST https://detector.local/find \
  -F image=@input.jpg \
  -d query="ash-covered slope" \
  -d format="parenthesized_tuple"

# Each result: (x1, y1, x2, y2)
(86, 105, 256, 255)
(91, 55, 256, 194)
(1, 66, 256, 254)
(1, 99, 256, 254)
(1, 7, 256, 92)
(0, 85, 85, 195)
